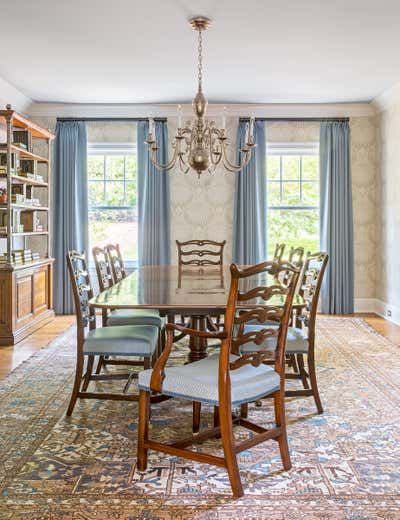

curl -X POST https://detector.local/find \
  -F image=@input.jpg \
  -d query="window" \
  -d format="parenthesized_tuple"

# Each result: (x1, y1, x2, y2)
(266, 143, 319, 257)
(88, 143, 138, 265)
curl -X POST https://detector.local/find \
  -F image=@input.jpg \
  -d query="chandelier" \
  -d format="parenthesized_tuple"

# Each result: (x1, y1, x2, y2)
(145, 17, 256, 177)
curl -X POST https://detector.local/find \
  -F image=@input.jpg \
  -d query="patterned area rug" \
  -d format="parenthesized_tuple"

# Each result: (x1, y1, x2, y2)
(0, 318, 400, 519)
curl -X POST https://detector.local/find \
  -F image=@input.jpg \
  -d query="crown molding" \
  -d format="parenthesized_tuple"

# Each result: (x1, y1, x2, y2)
(372, 82, 400, 112)
(28, 101, 376, 119)
(0, 76, 33, 115)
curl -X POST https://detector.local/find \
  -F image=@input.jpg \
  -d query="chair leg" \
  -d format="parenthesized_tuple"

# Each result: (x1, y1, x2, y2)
(82, 355, 94, 392)
(219, 398, 243, 498)
(213, 406, 220, 428)
(144, 356, 151, 370)
(95, 355, 104, 374)
(289, 354, 299, 373)
(66, 354, 84, 417)
(273, 390, 291, 471)
(297, 354, 310, 390)
(308, 351, 323, 414)
(193, 401, 201, 433)
(240, 403, 248, 418)
(137, 389, 150, 471)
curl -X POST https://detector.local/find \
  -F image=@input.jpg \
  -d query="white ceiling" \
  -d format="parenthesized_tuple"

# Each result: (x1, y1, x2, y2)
(1, 0, 400, 104)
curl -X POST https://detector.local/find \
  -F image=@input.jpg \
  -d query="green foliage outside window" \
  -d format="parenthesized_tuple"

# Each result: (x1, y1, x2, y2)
(88, 154, 138, 262)
(266, 152, 320, 257)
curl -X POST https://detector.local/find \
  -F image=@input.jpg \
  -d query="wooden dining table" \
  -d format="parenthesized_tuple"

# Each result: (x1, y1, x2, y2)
(89, 265, 305, 362)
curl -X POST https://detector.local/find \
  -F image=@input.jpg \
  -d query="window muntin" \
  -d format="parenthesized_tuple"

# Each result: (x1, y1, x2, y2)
(266, 143, 319, 257)
(88, 143, 138, 264)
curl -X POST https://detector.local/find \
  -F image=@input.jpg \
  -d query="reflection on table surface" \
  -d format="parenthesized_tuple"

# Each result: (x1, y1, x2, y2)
(89, 265, 305, 311)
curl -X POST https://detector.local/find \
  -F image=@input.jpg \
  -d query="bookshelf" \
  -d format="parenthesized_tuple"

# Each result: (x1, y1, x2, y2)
(0, 104, 55, 345)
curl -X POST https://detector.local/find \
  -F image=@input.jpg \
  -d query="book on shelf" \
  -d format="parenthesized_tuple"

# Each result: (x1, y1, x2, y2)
(14, 249, 33, 263)
(20, 159, 37, 176)
(12, 130, 32, 152)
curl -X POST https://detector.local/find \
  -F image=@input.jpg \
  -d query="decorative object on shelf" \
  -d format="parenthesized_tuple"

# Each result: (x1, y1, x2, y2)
(145, 17, 256, 177)
(0, 187, 6, 204)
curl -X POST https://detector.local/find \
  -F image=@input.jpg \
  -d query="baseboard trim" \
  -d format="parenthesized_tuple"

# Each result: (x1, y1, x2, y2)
(374, 300, 400, 326)
(354, 298, 378, 313)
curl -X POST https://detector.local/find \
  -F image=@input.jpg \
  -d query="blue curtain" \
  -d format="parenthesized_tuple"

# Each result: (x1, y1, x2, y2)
(53, 121, 88, 314)
(320, 121, 354, 314)
(137, 120, 170, 266)
(233, 120, 267, 264)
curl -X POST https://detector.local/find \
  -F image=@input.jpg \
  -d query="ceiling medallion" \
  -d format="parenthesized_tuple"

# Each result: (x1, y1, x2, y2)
(146, 17, 256, 177)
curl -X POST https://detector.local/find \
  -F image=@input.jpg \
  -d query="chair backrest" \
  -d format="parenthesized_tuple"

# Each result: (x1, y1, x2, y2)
(297, 252, 329, 336)
(221, 261, 300, 385)
(66, 250, 96, 347)
(288, 246, 305, 267)
(92, 245, 114, 292)
(282, 246, 305, 286)
(106, 243, 127, 282)
(176, 239, 226, 268)
(273, 243, 286, 262)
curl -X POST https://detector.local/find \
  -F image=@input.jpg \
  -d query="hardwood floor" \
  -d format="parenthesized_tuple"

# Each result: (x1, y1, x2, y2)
(0, 316, 75, 380)
(0, 313, 398, 381)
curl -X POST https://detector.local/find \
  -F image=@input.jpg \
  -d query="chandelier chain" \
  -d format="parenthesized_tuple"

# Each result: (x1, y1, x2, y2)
(198, 29, 203, 92)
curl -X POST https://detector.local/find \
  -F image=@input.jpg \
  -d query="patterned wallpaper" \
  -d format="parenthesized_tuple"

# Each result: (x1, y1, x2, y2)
(32, 115, 378, 300)
(350, 116, 377, 300)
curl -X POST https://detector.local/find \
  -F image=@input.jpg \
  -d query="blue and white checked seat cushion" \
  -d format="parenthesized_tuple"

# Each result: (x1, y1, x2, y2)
(107, 309, 164, 328)
(138, 352, 280, 406)
(240, 325, 309, 354)
(83, 325, 158, 357)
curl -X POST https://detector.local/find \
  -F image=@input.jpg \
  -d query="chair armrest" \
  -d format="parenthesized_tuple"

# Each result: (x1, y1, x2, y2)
(149, 323, 227, 393)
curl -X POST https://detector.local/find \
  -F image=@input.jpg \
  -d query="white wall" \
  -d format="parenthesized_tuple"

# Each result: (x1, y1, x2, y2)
(374, 85, 400, 322)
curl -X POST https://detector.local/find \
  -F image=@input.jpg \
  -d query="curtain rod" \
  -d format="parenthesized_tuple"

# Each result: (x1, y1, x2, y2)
(239, 117, 350, 122)
(56, 117, 167, 122)
(57, 116, 348, 123)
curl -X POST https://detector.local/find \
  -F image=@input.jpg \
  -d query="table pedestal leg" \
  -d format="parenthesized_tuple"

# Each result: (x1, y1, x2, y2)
(188, 315, 208, 363)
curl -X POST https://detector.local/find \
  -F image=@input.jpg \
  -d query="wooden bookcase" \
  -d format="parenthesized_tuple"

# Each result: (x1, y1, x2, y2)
(0, 105, 55, 345)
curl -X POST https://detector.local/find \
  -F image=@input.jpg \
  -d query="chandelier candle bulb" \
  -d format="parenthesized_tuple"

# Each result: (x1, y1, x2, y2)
(177, 105, 182, 128)
(249, 118, 255, 139)
(222, 107, 227, 130)
(245, 122, 250, 144)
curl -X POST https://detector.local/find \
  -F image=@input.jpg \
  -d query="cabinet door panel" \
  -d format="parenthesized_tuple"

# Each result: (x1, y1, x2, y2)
(33, 268, 48, 314)
(17, 276, 33, 320)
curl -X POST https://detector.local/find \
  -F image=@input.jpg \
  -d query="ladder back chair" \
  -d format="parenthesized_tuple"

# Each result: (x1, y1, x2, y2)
(176, 239, 226, 268)
(66, 250, 160, 416)
(175, 239, 226, 331)
(241, 252, 329, 414)
(273, 243, 286, 262)
(106, 243, 127, 282)
(287, 251, 329, 412)
(92, 245, 165, 372)
(137, 260, 300, 497)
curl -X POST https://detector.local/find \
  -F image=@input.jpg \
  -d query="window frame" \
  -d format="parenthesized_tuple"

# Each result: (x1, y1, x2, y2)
(87, 142, 138, 268)
(266, 142, 319, 212)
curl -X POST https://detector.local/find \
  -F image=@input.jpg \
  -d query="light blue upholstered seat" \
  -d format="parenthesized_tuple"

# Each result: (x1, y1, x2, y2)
(241, 324, 309, 354)
(138, 352, 280, 406)
(107, 309, 164, 328)
(83, 325, 158, 357)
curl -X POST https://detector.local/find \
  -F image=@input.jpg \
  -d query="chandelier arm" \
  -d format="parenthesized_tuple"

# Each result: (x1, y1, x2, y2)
(149, 145, 178, 171)
(178, 154, 190, 174)
(208, 132, 222, 167)
(221, 144, 252, 173)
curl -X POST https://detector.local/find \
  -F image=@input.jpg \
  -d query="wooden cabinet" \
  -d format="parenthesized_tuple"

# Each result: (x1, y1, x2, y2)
(0, 259, 54, 345)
